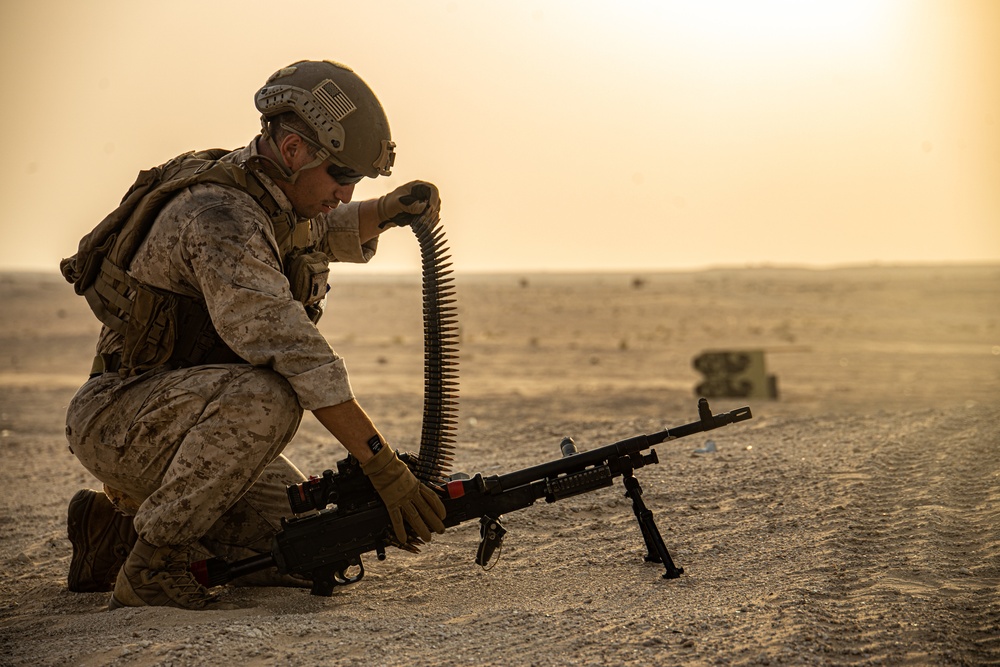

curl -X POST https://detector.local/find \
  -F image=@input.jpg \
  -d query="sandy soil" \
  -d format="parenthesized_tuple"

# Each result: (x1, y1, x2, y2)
(1, 264, 998, 666)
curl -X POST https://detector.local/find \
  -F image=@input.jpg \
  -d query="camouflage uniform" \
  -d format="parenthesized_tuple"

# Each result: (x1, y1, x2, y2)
(65, 140, 376, 563)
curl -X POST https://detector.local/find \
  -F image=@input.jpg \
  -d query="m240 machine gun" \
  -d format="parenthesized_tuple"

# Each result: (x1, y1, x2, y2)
(191, 398, 752, 596)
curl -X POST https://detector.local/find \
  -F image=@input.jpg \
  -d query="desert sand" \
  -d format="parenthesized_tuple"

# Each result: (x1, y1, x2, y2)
(1, 264, 998, 666)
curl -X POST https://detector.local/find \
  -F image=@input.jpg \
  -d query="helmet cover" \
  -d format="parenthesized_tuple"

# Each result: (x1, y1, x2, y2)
(255, 60, 394, 178)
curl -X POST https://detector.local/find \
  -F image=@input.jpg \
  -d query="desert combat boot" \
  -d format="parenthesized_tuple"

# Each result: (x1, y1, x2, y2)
(67, 488, 139, 592)
(109, 538, 232, 610)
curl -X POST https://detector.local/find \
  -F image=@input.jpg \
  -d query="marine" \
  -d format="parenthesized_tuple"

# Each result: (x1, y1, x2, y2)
(61, 60, 447, 609)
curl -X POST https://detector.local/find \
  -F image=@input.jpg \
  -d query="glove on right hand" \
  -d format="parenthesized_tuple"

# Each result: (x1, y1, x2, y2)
(361, 444, 447, 544)
(376, 180, 441, 229)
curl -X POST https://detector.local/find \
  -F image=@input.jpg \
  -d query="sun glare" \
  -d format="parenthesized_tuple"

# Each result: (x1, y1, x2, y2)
(672, 0, 892, 44)
(580, 0, 899, 61)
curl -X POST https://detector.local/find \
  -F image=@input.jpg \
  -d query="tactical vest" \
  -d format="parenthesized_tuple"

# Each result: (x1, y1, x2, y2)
(61, 149, 330, 376)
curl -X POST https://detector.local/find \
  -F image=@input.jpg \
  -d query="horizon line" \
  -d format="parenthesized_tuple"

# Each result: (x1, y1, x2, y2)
(4, 259, 998, 281)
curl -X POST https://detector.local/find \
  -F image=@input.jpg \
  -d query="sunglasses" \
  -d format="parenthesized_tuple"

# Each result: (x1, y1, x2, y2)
(326, 162, 365, 186)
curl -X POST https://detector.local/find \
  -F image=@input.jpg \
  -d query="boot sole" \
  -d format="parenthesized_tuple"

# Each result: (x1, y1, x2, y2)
(107, 591, 236, 612)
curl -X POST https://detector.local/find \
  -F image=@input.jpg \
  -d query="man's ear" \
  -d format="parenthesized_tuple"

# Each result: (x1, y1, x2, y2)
(278, 133, 305, 170)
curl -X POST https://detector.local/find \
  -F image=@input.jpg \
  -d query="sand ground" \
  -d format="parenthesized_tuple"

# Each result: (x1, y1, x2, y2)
(0, 264, 998, 666)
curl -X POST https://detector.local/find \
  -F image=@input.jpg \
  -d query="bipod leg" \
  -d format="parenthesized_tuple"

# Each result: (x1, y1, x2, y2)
(622, 473, 684, 579)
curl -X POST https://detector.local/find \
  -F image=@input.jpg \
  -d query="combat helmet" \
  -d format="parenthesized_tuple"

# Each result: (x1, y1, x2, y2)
(255, 60, 395, 180)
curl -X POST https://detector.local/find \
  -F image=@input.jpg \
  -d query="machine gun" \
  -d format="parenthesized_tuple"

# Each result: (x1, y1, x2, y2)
(191, 399, 752, 596)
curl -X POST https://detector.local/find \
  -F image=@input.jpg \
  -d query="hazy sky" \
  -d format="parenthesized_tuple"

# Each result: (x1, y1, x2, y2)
(2, 0, 998, 273)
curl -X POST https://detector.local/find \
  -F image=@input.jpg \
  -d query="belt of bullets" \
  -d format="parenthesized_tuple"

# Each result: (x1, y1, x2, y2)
(410, 216, 459, 485)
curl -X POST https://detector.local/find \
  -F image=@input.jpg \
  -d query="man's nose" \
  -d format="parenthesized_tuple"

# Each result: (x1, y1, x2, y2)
(336, 183, 356, 204)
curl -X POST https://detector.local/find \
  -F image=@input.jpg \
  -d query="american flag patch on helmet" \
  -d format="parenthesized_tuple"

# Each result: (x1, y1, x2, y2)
(313, 80, 357, 121)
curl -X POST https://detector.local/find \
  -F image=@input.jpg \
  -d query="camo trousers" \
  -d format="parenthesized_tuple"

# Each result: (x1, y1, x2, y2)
(65, 364, 306, 562)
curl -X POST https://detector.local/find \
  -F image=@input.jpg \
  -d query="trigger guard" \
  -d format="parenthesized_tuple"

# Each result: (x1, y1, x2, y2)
(334, 560, 365, 585)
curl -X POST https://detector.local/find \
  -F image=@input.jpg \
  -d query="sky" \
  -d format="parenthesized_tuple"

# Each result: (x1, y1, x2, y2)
(2, 0, 998, 274)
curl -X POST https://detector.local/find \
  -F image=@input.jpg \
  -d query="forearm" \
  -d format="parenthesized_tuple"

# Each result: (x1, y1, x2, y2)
(358, 199, 383, 245)
(312, 399, 383, 464)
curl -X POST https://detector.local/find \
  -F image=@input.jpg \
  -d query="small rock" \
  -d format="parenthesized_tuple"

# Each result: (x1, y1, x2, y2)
(694, 440, 717, 454)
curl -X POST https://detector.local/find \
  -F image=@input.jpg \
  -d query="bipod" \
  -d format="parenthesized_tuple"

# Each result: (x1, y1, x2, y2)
(622, 472, 683, 578)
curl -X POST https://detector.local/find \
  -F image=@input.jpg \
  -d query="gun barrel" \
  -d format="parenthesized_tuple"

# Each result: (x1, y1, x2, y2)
(661, 404, 752, 440)
(491, 403, 751, 492)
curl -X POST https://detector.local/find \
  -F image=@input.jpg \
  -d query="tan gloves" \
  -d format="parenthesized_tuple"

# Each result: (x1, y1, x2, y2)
(361, 444, 447, 544)
(376, 181, 440, 229)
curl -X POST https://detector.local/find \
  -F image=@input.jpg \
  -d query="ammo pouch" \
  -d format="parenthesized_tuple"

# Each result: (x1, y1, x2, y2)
(287, 249, 330, 323)
(120, 282, 180, 373)
(119, 282, 243, 376)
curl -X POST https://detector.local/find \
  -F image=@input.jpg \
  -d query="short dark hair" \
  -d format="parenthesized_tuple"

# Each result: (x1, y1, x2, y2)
(266, 112, 320, 155)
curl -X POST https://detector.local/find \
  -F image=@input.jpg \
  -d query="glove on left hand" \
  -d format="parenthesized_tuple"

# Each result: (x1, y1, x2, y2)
(376, 180, 441, 229)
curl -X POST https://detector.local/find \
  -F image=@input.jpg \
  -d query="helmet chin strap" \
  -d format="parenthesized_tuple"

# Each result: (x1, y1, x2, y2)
(258, 119, 330, 185)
